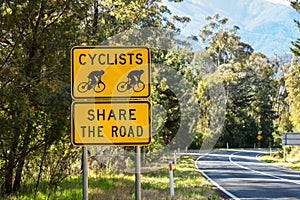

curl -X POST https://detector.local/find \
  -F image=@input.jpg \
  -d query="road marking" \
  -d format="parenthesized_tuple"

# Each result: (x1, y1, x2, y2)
(195, 157, 241, 200)
(229, 152, 300, 185)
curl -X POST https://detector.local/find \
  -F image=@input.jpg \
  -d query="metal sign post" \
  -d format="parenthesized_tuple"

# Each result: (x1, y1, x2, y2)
(135, 146, 141, 200)
(82, 147, 88, 200)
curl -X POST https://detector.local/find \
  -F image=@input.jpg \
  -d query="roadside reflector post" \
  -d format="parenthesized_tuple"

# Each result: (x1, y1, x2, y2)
(283, 146, 286, 162)
(174, 151, 177, 168)
(227, 142, 229, 149)
(168, 161, 174, 197)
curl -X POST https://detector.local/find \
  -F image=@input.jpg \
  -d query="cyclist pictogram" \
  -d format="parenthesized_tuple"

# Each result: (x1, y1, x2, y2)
(117, 70, 145, 92)
(78, 70, 106, 93)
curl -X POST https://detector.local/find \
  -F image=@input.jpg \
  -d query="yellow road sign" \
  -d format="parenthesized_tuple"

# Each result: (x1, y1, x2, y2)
(71, 101, 151, 145)
(257, 135, 262, 141)
(71, 46, 151, 99)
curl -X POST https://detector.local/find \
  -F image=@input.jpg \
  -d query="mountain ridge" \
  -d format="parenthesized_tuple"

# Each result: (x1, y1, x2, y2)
(164, 0, 299, 57)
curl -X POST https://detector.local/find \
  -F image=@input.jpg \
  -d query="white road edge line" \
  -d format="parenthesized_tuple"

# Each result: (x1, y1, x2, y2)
(229, 152, 300, 185)
(195, 157, 241, 200)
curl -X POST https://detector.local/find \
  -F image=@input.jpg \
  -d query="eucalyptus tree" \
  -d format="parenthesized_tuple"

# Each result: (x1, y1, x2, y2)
(291, 0, 300, 56)
(286, 0, 300, 131)
(197, 15, 277, 148)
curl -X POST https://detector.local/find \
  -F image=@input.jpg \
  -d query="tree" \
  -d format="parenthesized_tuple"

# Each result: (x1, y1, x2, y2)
(198, 14, 253, 68)
(78, 0, 189, 44)
(0, 0, 192, 195)
(285, 63, 300, 131)
(247, 53, 277, 147)
(151, 48, 199, 148)
(288, 0, 300, 131)
(0, 0, 83, 194)
(291, 0, 300, 56)
(197, 15, 277, 148)
(197, 15, 253, 147)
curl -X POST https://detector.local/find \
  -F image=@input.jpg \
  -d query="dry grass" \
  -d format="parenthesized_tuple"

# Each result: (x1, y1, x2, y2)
(7, 156, 221, 200)
(259, 148, 300, 171)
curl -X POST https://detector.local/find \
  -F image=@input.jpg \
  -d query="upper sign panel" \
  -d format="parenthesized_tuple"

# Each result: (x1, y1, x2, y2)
(71, 46, 151, 99)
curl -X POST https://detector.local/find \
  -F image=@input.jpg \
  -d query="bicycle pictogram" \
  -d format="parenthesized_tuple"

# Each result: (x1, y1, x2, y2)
(78, 70, 106, 93)
(117, 70, 145, 92)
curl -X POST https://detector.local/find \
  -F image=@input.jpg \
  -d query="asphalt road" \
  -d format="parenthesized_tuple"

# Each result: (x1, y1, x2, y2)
(195, 150, 300, 200)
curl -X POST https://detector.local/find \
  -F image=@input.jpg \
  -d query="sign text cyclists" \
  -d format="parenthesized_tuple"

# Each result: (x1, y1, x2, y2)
(71, 46, 151, 99)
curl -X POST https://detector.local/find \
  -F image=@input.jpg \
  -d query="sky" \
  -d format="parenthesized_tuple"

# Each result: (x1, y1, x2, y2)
(265, 0, 291, 6)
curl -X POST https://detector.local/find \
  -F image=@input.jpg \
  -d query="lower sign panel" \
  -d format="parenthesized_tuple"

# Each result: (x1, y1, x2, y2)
(71, 101, 151, 146)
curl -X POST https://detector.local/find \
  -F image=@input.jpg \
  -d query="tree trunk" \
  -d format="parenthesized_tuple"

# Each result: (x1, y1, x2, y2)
(14, 122, 33, 192)
(35, 144, 48, 197)
(4, 162, 14, 195)
(13, 157, 25, 192)
(4, 128, 19, 195)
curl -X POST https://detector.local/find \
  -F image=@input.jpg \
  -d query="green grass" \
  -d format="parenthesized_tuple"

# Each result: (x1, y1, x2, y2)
(6, 156, 221, 200)
(259, 152, 300, 171)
